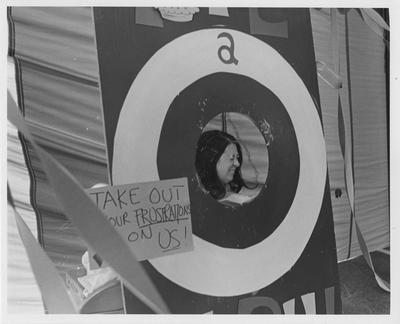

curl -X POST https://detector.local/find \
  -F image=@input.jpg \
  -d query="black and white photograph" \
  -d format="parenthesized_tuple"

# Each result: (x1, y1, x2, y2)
(3, 2, 398, 323)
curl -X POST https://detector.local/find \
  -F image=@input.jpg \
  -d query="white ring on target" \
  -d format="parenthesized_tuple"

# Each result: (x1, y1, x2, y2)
(113, 29, 327, 296)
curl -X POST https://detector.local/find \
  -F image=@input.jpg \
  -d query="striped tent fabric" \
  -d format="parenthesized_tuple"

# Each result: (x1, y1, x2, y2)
(7, 7, 389, 313)
(310, 8, 389, 260)
(8, 6, 109, 275)
(7, 58, 44, 313)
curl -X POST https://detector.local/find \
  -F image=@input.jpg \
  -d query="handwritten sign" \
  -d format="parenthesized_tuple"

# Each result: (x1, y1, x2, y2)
(86, 178, 193, 260)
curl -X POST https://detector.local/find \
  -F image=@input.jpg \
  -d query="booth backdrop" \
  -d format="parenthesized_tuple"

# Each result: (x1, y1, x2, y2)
(7, 7, 389, 313)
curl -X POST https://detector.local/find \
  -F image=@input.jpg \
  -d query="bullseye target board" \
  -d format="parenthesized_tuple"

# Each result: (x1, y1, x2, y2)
(93, 8, 342, 314)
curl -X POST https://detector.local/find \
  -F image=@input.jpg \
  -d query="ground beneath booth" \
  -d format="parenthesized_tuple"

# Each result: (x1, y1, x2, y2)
(339, 251, 390, 314)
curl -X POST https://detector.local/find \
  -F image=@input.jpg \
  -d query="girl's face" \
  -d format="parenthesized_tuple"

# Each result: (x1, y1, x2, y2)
(216, 143, 240, 185)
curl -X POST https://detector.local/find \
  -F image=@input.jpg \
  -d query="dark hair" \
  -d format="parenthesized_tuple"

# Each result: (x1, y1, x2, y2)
(195, 130, 247, 199)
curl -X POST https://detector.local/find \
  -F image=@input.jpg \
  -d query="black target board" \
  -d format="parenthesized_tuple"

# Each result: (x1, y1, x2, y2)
(93, 7, 342, 314)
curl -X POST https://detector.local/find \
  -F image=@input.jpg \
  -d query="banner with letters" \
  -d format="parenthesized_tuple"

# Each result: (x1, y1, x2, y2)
(93, 7, 342, 314)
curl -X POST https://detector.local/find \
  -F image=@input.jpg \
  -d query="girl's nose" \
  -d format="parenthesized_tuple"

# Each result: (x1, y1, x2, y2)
(233, 158, 240, 167)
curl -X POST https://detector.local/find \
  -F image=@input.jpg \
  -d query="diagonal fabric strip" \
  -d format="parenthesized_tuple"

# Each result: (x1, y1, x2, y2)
(337, 96, 346, 159)
(359, 9, 385, 39)
(338, 96, 353, 258)
(330, 8, 355, 259)
(353, 8, 389, 45)
(316, 60, 342, 89)
(330, 8, 339, 73)
(361, 8, 389, 31)
(8, 184, 77, 314)
(354, 221, 390, 291)
(8, 91, 170, 313)
(360, 8, 390, 36)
